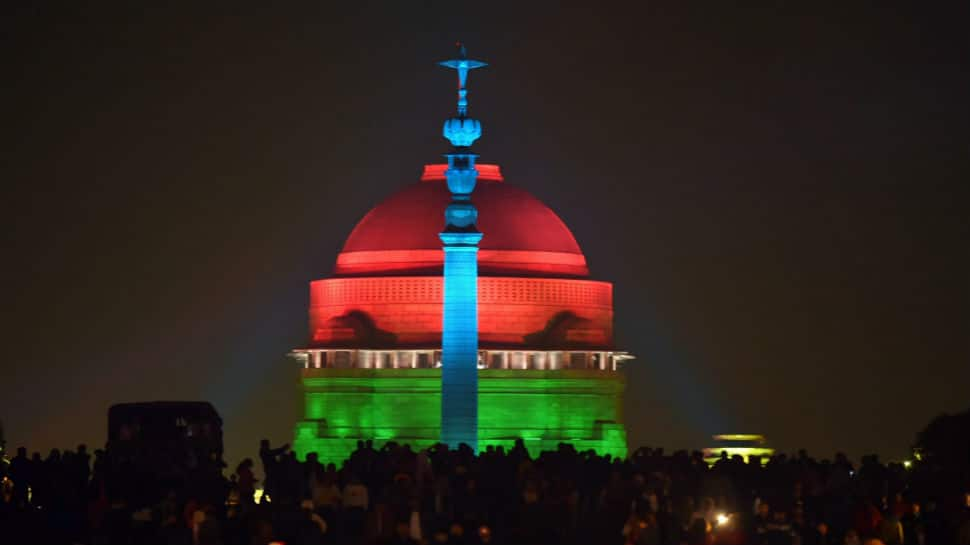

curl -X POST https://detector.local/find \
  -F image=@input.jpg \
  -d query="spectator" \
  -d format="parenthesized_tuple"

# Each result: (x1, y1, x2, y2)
(259, 439, 289, 503)
(3, 436, 970, 545)
(8, 447, 30, 506)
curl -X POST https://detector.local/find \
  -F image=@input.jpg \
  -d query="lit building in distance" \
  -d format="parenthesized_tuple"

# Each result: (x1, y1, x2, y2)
(702, 434, 775, 465)
(291, 47, 632, 462)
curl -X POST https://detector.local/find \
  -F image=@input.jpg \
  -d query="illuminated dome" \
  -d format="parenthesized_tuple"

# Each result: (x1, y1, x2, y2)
(335, 164, 589, 278)
(293, 47, 630, 463)
(310, 164, 612, 350)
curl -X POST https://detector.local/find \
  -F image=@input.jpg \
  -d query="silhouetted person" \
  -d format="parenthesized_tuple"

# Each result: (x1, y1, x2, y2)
(9, 447, 30, 506)
(259, 439, 289, 503)
(236, 458, 257, 509)
(3, 432, 970, 545)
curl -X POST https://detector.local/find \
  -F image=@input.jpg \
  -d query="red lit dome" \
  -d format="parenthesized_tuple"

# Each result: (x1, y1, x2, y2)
(335, 164, 589, 277)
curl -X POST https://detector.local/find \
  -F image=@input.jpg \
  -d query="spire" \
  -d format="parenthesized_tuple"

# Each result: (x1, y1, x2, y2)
(438, 43, 486, 453)
(439, 43, 487, 147)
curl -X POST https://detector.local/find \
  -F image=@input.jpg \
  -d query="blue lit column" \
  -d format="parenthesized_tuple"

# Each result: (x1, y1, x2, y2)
(439, 45, 486, 451)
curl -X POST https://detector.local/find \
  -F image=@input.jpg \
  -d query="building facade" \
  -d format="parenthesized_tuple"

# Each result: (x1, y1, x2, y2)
(291, 51, 631, 462)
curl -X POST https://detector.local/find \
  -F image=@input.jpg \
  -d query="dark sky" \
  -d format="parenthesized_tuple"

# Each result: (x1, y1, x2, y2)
(4, 3, 969, 466)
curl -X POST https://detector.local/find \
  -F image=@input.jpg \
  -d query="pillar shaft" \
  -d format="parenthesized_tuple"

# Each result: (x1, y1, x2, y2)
(440, 242, 481, 450)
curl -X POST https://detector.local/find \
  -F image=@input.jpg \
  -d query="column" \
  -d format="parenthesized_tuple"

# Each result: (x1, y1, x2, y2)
(440, 236, 482, 450)
(438, 45, 487, 452)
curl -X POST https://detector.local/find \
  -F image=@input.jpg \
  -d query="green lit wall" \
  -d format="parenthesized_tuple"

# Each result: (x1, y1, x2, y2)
(294, 368, 627, 462)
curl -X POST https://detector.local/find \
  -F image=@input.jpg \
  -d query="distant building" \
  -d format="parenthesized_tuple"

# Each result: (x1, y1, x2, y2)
(703, 434, 774, 465)
(106, 401, 223, 502)
(108, 401, 223, 456)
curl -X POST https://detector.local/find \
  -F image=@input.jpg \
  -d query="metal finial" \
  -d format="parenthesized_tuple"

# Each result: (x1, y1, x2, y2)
(439, 44, 487, 117)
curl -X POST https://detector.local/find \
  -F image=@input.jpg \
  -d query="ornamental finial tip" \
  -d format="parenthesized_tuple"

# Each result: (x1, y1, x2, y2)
(439, 43, 487, 118)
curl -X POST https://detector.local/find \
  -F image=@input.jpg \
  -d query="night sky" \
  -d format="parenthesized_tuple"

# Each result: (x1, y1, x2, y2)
(4, 3, 968, 466)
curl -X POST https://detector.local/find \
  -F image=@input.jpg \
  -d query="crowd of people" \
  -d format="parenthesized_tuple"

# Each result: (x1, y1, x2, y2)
(2, 438, 969, 545)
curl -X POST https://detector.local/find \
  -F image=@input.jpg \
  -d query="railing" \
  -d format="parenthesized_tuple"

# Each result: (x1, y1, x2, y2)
(293, 348, 632, 372)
